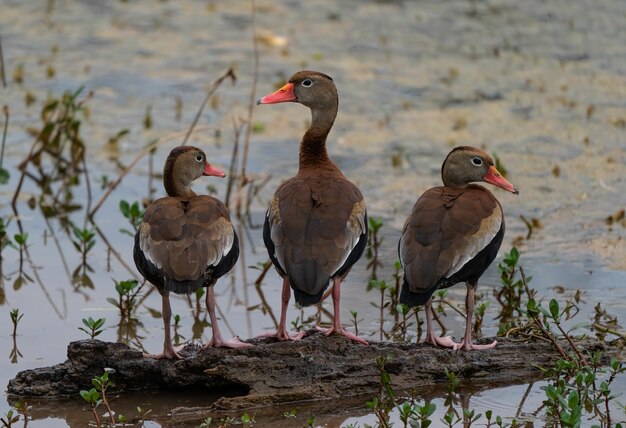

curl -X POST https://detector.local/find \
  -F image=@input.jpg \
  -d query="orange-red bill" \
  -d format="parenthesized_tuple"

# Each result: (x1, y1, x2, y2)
(256, 82, 296, 105)
(203, 163, 226, 178)
(483, 165, 518, 194)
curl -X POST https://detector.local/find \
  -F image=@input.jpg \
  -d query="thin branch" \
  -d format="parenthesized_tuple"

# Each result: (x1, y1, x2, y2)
(224, 117, 245, 208)
(1, 106, 8, 169)
(0, 34, 6, 88)
(180, 67, 237, 147)
(235, 0, 260, 216)
(240, 0, 260, 178)
(90, 222, 139, 280)
(82, 155, 93, 229)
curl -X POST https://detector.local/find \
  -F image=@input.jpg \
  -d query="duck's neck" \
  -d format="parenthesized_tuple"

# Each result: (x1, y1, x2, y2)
(299, 103, 338, 170)
(163, 169, 197, 198)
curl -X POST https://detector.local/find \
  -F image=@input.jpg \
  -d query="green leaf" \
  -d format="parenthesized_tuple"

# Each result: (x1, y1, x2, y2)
(0, 168, 10, 185)
(549, 299, 560, 319)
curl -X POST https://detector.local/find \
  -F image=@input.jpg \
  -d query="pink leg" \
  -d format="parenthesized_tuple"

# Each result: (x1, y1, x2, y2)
(258, 277, 305, 341)
(459, 285, 497, 351)
(423, 299, 459, 349)
(316, 278, 368, 345)
(145, 293, 184, 359)
(203, 287, 251, 349)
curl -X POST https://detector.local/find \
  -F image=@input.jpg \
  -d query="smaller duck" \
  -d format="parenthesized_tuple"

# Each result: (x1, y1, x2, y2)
(134, 146, 249, 359)
(399, 146, 518, 351)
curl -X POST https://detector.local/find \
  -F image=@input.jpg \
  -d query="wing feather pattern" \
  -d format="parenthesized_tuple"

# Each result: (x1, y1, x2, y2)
(265, 171, 367, 306)
(136, 195, 236, 294)
(399, 186, 501, 303)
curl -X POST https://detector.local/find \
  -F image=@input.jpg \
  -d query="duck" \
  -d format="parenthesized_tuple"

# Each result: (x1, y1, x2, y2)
(134, 145, 249, 359)
(256, 70, 368, 345)
(398, 146, 518, 351)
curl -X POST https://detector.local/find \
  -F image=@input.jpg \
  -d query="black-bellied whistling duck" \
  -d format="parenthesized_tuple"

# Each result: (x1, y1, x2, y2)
(256, 70, 368, 345)
(399, 146, 519, 351)
(134, 146, 250, 359)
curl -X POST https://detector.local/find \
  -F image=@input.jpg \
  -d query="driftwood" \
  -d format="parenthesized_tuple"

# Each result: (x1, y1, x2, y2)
(7, 332, 607, 414)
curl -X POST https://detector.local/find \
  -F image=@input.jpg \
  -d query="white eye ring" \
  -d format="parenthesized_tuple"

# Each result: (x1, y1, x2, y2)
(471, 157, 483, 166)
(195, 154, 203, 162)
(302, 79, 313, 87)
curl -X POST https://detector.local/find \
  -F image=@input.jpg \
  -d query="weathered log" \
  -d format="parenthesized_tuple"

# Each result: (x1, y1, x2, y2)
(7, 332, 607, 413)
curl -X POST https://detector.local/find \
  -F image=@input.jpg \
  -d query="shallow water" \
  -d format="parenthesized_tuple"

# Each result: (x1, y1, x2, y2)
(1, 0, 626, 426)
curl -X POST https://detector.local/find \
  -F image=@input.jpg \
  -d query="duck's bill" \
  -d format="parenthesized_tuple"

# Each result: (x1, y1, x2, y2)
(257, 82, 296, 104)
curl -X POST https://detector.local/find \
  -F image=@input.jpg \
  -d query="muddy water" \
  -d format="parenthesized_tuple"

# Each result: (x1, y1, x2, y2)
(1, 0, 625, 426)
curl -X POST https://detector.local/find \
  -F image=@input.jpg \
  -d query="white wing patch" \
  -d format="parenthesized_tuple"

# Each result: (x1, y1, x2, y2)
(139, 224, 163, 269)
(444, 205, 502, 278)
(330, 202, 366, 277)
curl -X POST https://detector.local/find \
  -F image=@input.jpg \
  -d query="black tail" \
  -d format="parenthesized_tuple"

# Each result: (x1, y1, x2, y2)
(292, 286, 326, 307)
(399, 279, 433, 307)
(164, 278, 206, 295)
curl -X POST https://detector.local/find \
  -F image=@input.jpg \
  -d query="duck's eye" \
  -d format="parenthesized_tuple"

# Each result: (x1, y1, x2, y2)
(195, 154, 203, 162)
(471, 157, 483, 166)
(301, 79, 313, 87)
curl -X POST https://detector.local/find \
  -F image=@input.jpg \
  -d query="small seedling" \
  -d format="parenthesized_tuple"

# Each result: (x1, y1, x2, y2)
(241, 412, 255, 425)
(198, 417, 213, 427)
(350, 310, 360, 336)
(9, 309, 23, 336)
(79, 388, 102, 426)
(70, 225, 96, 289)
(79, 317, 105, 339)
(108, 279, 140, 321)
(0, 409, 19, 428)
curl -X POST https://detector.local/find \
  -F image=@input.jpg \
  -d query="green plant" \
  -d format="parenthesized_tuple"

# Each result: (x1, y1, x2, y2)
(350, 310, 360, 336)
(9, 308, 23, 336)
(108, 279, 140, 321)
(70, 224, 96, 288)
(12, 402, 29, 427)
(12, 232, 30, 289)
(369, 279, 389, 340)
(496, 247, 527, 323)
(136, 406, 152, 426)
(0, 409, 19, 428)
(12, 87, 93, 218)
(397, 399, 436, 428)
(79, 387, 102, 427)
(241, 412, 256, 425)
(79, 371, 116, 426)
(366, 354, 396, 428)
(366, 216, 384, 281)
(119, 199, 144, 235)
(199, 417, 213, 427)
(79, 317, 105, 339)
(173, 313, 185, 345)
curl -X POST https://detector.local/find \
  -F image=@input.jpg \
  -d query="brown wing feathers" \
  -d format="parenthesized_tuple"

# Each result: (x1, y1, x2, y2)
(136, 196, 237, 295)
(265, 172, 367, 306)
(400, 186, 502, 305)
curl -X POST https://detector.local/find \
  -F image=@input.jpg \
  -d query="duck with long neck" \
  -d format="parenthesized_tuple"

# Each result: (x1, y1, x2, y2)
(257, 71, 368, 345)
(399, 146, 518, 351)
(134, 146, 250, 359)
